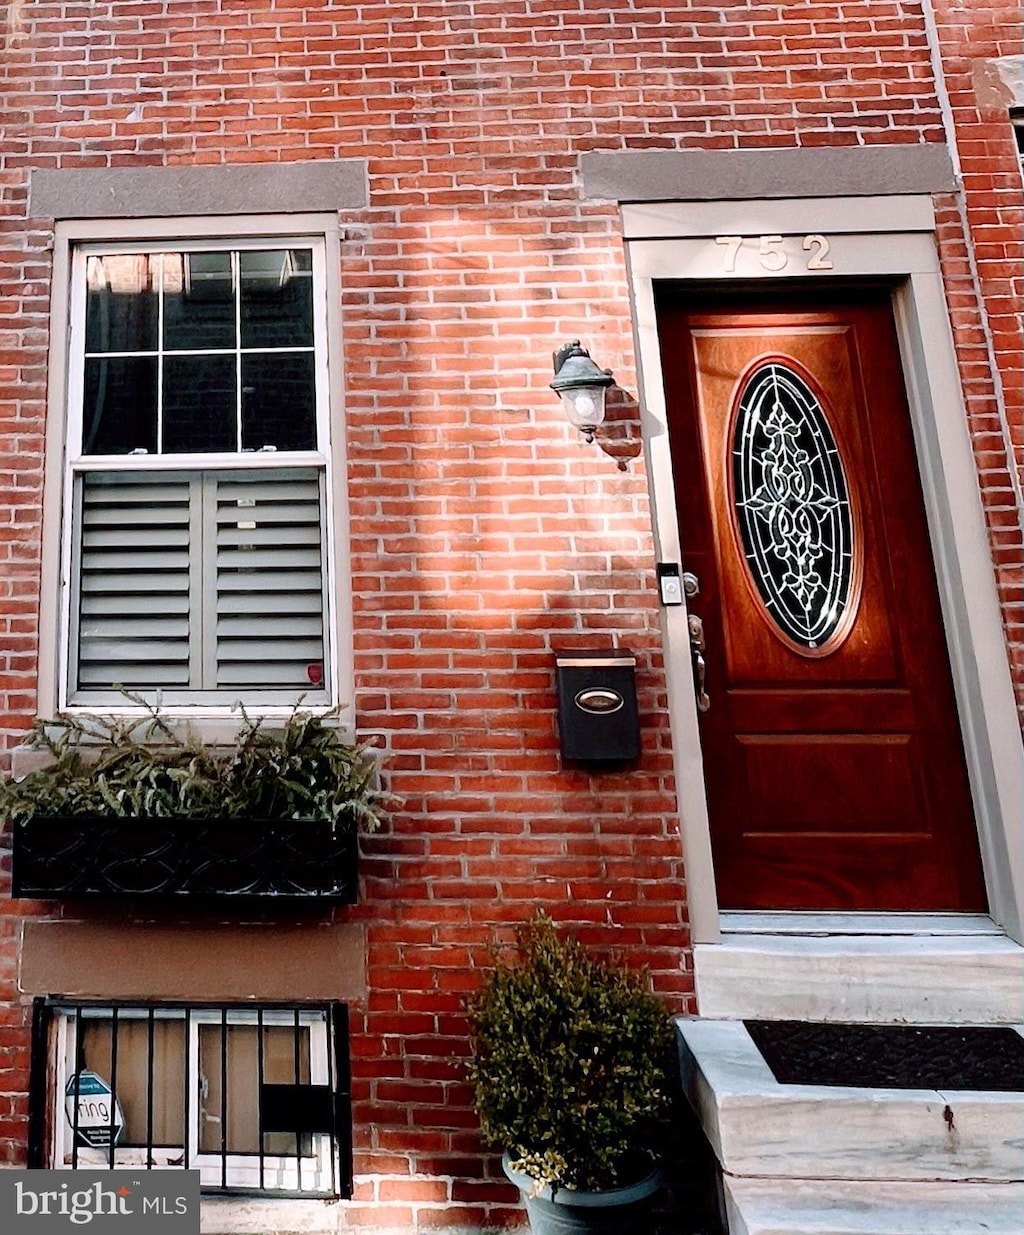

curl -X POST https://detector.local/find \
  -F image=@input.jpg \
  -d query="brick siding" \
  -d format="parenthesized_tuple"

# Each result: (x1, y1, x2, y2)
(930, 0, 1024, 703)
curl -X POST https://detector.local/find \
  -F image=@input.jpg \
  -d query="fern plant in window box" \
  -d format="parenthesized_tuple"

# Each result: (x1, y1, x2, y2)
(3, 702, 388, 901)
(467, 914, 675, 1235)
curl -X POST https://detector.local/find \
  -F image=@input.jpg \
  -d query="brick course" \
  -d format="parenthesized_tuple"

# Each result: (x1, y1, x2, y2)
(929, 0, 1024, 704)
(1, 2, 1021, 1229)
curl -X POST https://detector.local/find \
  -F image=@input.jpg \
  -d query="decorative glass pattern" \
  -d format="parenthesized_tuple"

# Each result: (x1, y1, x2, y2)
(732, 362, 853, 650)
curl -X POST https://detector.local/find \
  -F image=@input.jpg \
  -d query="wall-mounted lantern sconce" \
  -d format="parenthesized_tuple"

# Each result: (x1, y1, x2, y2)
(550, 341, 615, 443)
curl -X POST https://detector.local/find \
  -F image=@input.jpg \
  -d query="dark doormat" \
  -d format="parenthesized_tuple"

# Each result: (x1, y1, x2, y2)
(744, 1021, 1024, 1091)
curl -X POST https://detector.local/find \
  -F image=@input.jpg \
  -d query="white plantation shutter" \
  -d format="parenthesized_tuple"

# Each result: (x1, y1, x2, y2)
(214, 473, 327, 688)
(71, 468, 328, 703)
(74, 474, 195, 689)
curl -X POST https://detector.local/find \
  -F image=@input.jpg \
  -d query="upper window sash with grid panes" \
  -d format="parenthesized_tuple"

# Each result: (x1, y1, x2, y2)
(65, 241, 333, 707)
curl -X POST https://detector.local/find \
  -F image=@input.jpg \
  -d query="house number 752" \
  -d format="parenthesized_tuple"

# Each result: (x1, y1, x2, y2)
(714, 234, 833, 273)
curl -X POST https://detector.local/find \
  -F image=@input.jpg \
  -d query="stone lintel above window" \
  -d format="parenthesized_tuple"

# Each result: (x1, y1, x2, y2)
(29, 159, 369, 220)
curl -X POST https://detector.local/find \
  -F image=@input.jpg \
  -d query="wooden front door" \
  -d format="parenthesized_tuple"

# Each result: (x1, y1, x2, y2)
(658, 287, 987, 911)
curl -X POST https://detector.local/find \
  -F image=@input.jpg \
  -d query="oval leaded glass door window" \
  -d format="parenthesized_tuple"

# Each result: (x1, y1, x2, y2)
(732, 360, 855, 651)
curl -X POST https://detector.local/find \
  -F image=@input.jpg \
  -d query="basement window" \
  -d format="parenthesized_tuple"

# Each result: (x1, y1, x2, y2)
(31, 1001, 352, 1198)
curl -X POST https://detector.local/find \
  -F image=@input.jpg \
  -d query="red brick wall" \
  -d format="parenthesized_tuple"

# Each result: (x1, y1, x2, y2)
(929, 0, 1024, 702)
(0, 2, 1021, 1229)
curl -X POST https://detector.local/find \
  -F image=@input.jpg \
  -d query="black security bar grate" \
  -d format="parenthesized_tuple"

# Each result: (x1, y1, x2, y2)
(30, 999, 352, 1199)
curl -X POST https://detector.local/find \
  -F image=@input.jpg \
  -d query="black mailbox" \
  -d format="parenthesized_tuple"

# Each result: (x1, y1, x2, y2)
(555, 650, 639, 763)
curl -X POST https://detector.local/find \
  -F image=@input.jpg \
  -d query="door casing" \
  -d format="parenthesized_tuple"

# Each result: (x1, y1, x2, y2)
(624, 195, 1024, 944)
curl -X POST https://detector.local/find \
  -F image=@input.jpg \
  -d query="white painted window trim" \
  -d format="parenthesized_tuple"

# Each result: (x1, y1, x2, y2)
(39, 214, 353, 735)
(186, 1009, 332, 1193)
(624, 196, 1024, 946)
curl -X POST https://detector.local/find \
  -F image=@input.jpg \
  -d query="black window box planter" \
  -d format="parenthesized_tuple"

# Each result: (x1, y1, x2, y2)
(11, 816, 358, 902)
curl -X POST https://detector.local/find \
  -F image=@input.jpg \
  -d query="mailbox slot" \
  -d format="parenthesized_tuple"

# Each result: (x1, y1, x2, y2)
(555, 651, 639, 763)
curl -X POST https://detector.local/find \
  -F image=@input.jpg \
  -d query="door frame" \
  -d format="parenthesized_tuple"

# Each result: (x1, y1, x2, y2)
(624, 194, 1024, 944)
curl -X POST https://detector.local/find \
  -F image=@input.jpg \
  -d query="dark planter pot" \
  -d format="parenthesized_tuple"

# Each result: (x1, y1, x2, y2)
(502, 1153, 662, 1235)
(11, 815, 359, 902)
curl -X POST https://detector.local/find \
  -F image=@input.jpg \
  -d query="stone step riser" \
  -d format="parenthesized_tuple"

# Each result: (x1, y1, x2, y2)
(678, 1020, 1024, 1184)
(695, 936, 1024, 1024)
(714, 1091, 1024, 1182)
(723, 1178, 1024, 1235)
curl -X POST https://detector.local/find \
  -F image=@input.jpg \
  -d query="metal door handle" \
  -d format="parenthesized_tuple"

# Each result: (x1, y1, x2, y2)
(688, 613, 711, 713)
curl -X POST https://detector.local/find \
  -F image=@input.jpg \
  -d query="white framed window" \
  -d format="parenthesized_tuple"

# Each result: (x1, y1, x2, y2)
(38, 1001, 351, 1198)
(56, 226, 344, 713)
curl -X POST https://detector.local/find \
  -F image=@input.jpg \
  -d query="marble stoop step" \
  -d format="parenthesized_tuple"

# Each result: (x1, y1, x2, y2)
(721, 1177, 1024, 1235)
(676, 1018, 1024, 1183)
(693, 929, 1024, 1024)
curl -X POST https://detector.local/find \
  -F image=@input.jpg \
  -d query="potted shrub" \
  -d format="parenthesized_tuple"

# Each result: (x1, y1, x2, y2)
(3, 699, 390, 900)
(466, 913, 675, 1234)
